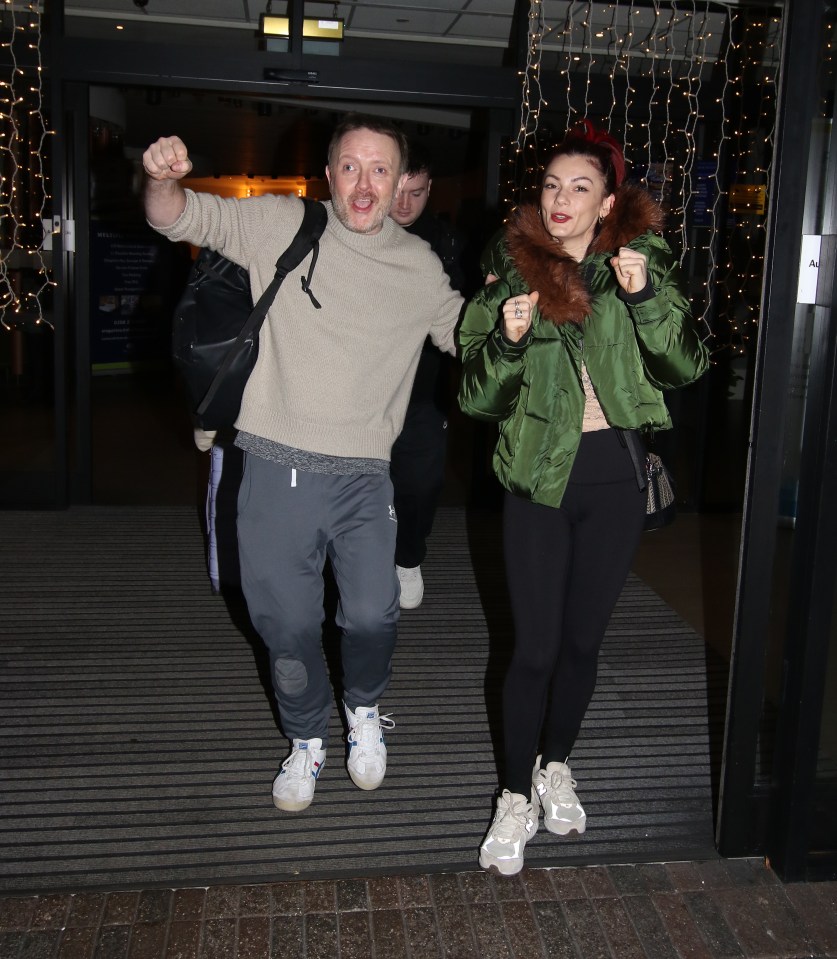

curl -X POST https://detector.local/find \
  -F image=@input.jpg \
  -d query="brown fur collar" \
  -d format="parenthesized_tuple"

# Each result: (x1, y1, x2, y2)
(506, 184, 665, 326)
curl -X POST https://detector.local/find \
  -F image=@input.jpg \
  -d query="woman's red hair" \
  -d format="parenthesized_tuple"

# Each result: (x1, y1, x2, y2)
(563, 120, 626, 189)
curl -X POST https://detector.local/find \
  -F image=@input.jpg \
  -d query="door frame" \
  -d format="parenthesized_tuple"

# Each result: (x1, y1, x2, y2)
(717, 0, 837, 880)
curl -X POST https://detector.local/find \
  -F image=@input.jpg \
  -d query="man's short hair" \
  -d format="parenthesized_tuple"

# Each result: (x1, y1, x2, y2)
(405, 140, 433, 179)
(327, 113, 409, 177)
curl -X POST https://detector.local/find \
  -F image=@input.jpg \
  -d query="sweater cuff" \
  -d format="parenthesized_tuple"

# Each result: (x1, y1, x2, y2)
(149, 188, 194, 241)
(617, 276, 655, 305)
(499, 327, 532, 350)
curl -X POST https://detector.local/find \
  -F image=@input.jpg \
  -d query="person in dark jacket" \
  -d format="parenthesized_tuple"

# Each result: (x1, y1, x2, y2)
(389, 142, 467, 609)
(458, 121, 709, 876)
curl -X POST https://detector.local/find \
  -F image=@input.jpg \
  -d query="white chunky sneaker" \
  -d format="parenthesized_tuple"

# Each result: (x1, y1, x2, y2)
(272, 738, 326, 812)
(344, 703, 395, 790)
(396, 564, 424, 609)
(532, 756, 587, 836)
(479, 789, 538, 876)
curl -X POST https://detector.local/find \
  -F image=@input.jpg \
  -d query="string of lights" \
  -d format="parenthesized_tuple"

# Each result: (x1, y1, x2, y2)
(644, 0, 662, 183)
(0, 2, 817, 366)
(513, 0, 546, 196)
(504, 0, 785, 360)
(0, 0, 54, 332)
(606, 0, 620, 132)
(700, 7, 733, 350)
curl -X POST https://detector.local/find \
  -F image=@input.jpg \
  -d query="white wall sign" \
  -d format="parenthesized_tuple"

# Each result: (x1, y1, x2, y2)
(797, 234, 822, 305)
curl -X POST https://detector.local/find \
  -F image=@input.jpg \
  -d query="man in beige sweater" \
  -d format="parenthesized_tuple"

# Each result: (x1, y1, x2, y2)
(143, 114, 462, 812)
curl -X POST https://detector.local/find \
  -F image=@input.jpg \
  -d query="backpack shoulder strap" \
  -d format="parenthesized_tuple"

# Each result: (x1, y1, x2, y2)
(269, 196, 327, 309)
(196, 198, 328, 419)
(248, 196, 327, 315)
(274, 196, 328, 275)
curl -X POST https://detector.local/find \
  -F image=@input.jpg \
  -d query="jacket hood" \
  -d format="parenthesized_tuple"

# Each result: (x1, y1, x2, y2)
(505, 183, 665, 327)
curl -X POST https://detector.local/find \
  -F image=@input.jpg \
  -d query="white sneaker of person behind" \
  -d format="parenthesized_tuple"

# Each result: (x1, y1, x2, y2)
(396, 564, 424, 609)
(532, 757, 587, 835)
(272, 738, 326, 812)
(479, 789, 539, 876)
(344, 703, 395, 790)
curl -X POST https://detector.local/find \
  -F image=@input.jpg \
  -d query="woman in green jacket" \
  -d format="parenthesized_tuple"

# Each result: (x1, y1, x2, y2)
(458, 122, 709, 876)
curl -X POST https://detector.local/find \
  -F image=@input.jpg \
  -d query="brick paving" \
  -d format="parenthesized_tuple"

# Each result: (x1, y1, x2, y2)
(0, 859, 835, 959)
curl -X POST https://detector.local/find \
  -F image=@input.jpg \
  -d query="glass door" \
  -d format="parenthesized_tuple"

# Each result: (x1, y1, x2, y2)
(768, 28, 837, 873)
(717, 0, 837, 880)
(0, 9, 66, 507)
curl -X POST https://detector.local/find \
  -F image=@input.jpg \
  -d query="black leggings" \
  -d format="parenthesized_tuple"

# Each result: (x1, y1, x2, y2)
(501, 428, 647, 795)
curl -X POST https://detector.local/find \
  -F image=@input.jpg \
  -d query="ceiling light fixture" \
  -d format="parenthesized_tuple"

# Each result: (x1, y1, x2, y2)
(259, 14, 344, 40)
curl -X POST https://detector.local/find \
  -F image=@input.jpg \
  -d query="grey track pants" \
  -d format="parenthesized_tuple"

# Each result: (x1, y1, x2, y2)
(237, 454, 400, 745)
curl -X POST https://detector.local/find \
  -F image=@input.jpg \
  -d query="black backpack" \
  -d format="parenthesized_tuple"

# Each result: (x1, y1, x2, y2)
(172, 196, 328, 430)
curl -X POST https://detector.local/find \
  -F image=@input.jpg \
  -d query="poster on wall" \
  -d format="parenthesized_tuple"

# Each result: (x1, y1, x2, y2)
(728, 183, 767, 216)
(90, 222, 190, 373)
(692, 160, 718, 228)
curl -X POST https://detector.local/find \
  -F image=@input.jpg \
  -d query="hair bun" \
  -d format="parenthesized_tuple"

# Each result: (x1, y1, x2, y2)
(567, 120, 626, 188)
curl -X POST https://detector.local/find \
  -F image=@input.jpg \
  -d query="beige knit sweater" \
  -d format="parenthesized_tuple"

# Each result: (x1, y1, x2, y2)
(155, 190, 462, 461)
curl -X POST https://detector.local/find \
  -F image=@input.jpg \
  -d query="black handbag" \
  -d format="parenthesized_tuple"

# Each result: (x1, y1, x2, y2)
(171, 197, 328, 430)
(619, 429, 677, 530)
(644, 452, 677, 530)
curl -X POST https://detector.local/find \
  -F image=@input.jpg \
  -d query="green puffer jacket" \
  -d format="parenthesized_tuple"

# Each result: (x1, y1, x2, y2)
(458, 185, 709, 508)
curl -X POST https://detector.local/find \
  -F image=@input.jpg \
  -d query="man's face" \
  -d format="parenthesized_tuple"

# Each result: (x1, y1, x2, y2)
(326, 129, 405, 235)
(390, 171, 431, 228)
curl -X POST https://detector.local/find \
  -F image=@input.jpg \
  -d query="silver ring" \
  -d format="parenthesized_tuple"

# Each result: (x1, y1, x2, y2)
(514, 302, 523, 319)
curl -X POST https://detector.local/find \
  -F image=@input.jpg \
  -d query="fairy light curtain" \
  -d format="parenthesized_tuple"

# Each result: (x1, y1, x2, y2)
(0, 0, 53, 332)
(507, 0, 783, 359)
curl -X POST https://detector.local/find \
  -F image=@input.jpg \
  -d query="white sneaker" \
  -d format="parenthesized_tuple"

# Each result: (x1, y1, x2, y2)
(344, 703, 394, 790)
(396, 565, 424, 609)
(532, 756, 587, 836)
(272, 738, 326, 812)
(479, 789, 538, 876)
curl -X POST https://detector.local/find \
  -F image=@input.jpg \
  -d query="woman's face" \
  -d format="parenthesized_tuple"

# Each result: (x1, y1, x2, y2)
(539, 153, 615, 260)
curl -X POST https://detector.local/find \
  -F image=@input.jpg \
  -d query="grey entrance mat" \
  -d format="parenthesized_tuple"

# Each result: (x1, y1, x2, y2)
(0, 506, 722, 893)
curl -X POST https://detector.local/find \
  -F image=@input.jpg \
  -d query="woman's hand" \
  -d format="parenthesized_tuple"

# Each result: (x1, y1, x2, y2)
(502, 291, 539, 343)
(610, 247, 648, 294)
